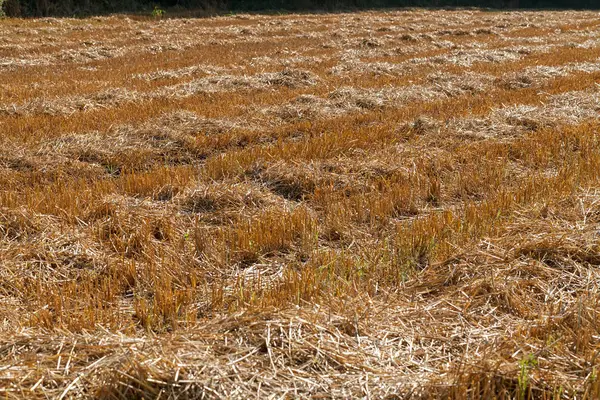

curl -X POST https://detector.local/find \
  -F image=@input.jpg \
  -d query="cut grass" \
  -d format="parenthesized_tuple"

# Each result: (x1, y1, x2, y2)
(1, 8, 600, 400)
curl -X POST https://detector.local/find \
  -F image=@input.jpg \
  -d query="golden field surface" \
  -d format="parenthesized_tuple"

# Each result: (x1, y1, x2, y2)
(2, 8, 600, 398)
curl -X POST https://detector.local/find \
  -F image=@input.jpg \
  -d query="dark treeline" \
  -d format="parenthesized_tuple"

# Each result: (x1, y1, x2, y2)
(1, 0, 597, 18)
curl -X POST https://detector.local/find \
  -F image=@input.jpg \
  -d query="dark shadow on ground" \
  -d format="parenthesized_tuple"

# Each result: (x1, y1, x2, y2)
(2, 0, 598, 18)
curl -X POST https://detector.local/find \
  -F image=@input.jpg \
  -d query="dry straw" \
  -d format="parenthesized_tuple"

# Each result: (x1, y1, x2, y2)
(1, 8, 600, 399)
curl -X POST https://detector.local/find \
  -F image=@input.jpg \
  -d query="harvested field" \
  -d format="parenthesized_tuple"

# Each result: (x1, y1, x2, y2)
(2, 8, 600, 399)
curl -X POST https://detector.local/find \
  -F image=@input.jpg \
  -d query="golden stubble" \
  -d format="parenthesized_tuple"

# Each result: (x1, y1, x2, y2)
(1, 8, 600, 399)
